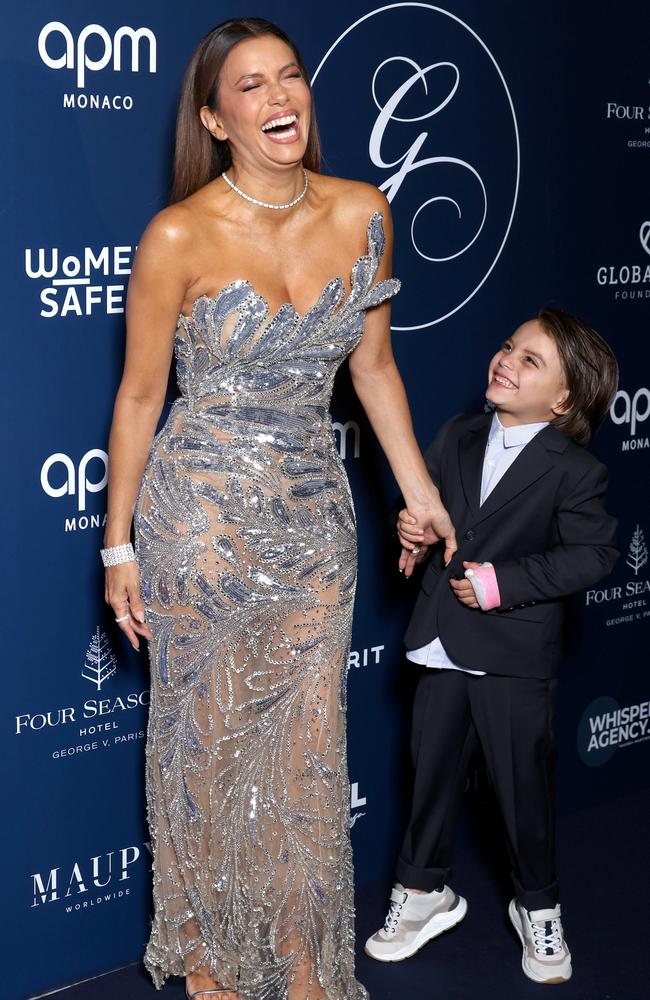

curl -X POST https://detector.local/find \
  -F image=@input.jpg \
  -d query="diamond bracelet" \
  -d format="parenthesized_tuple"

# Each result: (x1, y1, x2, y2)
(100, 543, 136, 567)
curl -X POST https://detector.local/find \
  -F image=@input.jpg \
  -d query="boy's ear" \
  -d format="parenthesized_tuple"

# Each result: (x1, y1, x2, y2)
(551, 390, 570, 416)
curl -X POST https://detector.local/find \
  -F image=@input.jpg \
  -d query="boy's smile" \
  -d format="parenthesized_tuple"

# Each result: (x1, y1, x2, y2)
(486, 320, 569, 427)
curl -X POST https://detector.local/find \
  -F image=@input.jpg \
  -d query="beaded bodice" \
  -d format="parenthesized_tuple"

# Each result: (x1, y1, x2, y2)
(172, 211, 400, 432)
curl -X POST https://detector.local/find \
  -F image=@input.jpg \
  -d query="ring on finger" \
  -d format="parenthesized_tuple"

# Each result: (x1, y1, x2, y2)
(411, 545, 421, 555)
(115, 614, 130, 623)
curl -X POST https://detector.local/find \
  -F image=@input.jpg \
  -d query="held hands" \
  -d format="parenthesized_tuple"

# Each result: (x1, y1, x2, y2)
(105, 562, 153, 651)
(449, 561, 481, 609)
(397, 501, 457, 578)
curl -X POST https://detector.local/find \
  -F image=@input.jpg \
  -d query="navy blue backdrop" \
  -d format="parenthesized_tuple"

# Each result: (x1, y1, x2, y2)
(2, 3, 649, 998)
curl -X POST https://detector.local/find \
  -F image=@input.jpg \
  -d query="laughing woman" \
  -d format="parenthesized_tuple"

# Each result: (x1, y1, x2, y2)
(102, 17, 455, 1000)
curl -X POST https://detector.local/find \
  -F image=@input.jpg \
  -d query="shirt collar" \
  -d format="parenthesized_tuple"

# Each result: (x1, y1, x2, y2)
(490, 412, 549, 448)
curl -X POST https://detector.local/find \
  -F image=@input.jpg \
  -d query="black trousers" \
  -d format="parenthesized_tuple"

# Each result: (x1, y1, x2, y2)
(396, 667, 559, 911)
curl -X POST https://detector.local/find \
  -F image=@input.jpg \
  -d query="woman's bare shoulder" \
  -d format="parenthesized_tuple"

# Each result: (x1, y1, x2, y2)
(132, 198, 212, 293)
(313, 175, 392, 249)
(138, 201, 198, 255)
(316, 173, 389, 215)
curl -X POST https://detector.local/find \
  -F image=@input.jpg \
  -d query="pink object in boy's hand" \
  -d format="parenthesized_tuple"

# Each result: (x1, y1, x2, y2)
(464, 562, 501, 611)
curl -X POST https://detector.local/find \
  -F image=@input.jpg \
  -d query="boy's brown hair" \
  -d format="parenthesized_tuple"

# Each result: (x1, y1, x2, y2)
(537, 307, 619, 446)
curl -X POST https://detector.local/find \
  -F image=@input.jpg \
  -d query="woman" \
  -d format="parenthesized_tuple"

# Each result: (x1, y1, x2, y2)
(103, 17, 455, 1000)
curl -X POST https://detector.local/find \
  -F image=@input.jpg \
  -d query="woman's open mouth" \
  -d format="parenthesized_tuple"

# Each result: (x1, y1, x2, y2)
(260, 113, 300, 142)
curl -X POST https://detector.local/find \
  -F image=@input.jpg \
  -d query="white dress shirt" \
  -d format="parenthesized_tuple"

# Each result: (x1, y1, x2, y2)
(406, 412, 549, 675)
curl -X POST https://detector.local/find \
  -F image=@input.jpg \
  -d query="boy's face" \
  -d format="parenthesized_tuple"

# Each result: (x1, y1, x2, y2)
(485, 320, 568, 427)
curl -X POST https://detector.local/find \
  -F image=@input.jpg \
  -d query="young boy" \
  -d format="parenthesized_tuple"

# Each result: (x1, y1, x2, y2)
(365, 308, 619, 984)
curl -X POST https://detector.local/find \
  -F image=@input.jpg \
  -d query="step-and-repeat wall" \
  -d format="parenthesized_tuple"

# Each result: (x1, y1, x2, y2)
(3, 3, 649, 997)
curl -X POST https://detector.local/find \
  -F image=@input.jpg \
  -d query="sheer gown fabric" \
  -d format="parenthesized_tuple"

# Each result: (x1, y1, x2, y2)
(134, 211, 399, 999)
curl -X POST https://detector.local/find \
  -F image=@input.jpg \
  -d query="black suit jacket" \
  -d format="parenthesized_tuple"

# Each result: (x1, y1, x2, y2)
(404, 413, 619, 678)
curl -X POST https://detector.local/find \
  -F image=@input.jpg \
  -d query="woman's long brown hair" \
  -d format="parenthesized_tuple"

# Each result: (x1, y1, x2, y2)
(170, 17, 321, 204)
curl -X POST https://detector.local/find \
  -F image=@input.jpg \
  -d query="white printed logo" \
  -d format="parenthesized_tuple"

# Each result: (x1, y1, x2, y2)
(348, 645, 385, 669)
(627, 525, 649, 576)
(313, 4, 520, 329)
(333, 420, 361, 460)
(38, 22, 156, 88)
(82, 628, 117, 690)
(25, 244, 134, 317)
(350, 782, 367, 827)
(38, 22, 156, 110)
(578, 696, 650, 767)
(604, 100, 650, 149)
(41, 449, 108, 512)
(640, 221, 650, 256)
(596, 221, 650, 301)
(31, 845, 143, 909)
(585, 522, 650, 627)
(610, 386, 650, 450)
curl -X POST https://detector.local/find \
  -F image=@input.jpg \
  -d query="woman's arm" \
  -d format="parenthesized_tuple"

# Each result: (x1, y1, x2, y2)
(348, 194, 457, 567)
(104, 208, 193, 648)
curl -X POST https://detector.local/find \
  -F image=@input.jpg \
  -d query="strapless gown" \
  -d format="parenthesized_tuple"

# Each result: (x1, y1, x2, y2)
(134, 211, 399, 999)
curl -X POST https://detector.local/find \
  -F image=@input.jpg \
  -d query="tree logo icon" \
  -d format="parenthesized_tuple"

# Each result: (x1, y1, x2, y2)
(626, 525, 648, 577)
(82, 627, 117, 690)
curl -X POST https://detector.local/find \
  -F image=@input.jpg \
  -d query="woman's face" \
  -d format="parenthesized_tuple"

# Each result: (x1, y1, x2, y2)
(202, 34, 311, 170)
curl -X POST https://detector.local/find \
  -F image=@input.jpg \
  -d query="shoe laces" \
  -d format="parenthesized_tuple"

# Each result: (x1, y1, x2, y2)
(531, 916, 563, 956)
(383, 891, 407, 934)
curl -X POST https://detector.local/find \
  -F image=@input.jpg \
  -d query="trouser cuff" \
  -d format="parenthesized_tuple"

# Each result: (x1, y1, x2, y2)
(513, 875, 560, 911)
(395, 856, 447, 893)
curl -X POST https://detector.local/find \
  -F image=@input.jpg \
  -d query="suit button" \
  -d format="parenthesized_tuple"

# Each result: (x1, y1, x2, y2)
(465, 529, 475, 540)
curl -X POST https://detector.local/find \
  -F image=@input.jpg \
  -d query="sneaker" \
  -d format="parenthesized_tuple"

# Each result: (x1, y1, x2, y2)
(508, 898, 572, 984)
(364, 883, 467, 962)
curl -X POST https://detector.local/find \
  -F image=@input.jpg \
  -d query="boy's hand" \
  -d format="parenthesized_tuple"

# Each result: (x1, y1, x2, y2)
(449, 560, 481, 608)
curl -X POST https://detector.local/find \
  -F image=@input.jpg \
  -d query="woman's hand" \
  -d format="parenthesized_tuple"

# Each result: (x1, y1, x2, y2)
(105, 562, 153, 651)
(398, 501, 457, 565)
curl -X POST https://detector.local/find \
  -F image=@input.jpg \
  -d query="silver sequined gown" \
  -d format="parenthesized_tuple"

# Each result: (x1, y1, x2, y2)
(134, 211, 399, 999)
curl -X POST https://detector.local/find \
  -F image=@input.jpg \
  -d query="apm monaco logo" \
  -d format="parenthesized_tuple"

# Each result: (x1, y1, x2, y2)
(578, 695, 650, 767)
(40, 449, 108, 531)
(596, 222, 650, 301)
(333, 420, 361, 460)
(38, 22, 156, 110)
(610, 386, 650, 450)
(585, 523, 650, 627)
(31, 843, 147, 910)
(25, 244, 135, 317)
(15, 628, 149, 761)
(312, 3, 520, 330)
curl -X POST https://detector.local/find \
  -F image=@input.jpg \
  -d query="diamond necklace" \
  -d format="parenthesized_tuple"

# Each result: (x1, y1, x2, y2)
(221, 168, 308, 210)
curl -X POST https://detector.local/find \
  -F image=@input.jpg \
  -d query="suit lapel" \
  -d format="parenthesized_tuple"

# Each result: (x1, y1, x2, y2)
(458, 414, 492, 515)
(475, 429, 555, 523)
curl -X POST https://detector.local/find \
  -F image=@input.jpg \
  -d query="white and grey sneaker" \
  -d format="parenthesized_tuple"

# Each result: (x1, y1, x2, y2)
(365, 882, 467, 962)
(508, 898, 572, 984)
